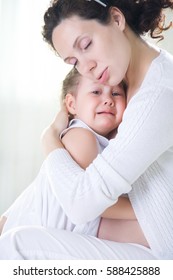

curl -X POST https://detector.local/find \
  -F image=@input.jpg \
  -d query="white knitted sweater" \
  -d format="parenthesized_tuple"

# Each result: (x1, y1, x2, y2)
(45, 50, 173, 259)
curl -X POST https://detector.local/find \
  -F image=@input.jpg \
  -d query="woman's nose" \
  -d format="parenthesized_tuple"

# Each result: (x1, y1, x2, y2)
(77, 58, 96, 77)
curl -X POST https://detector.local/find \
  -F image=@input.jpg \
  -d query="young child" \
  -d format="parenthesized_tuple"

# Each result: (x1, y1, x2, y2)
(0, 68, 148, 247)
(58, 68, 148, 246)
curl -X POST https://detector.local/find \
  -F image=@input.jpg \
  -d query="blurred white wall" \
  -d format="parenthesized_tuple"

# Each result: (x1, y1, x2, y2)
(0, 1, 173, 215)
(0, 0, 72, 215)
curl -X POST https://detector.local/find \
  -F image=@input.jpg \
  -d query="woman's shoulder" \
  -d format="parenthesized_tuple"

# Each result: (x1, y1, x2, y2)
(152, 49, 173, 78)
(138, 49, 173, 94)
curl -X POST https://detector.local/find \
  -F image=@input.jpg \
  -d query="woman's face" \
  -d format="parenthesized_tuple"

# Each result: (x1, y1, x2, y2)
(52, 9, 131, 87)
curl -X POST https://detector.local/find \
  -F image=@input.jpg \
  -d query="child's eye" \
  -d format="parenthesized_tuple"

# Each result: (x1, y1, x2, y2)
(92, 90, 101, 95)
(112, 92, 120, 96)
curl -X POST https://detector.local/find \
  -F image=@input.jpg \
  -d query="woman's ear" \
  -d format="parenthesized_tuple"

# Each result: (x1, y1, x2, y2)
(65, 93, 76, 115)
(110, 7, 126, 31)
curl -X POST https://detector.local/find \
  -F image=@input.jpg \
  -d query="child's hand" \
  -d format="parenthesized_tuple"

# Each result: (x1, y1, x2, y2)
(41, 104, 69, 157)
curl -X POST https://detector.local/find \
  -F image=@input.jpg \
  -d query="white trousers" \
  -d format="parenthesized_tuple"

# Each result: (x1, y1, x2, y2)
(2, 162, 99, 237)
(0, 226, 156, 260)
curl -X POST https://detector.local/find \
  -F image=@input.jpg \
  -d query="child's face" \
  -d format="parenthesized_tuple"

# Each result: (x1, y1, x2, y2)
(66, 76, 126, 137)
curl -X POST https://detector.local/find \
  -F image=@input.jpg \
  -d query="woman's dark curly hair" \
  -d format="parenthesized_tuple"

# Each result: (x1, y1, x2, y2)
(42, 0, 173, 50)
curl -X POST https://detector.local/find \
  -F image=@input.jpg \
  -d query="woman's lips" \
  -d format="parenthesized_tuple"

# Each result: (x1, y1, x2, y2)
(98, 67, 109, 84)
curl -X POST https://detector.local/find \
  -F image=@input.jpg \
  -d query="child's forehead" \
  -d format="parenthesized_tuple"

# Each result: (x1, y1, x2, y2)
(79, 76, 99, 87)
(79, 76, 124, 91)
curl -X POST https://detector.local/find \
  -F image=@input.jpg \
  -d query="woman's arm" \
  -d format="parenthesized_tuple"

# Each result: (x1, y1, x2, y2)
(42, 108, 131, 223)
(42, 112, 134, 222)
(61, 126, 136, 220)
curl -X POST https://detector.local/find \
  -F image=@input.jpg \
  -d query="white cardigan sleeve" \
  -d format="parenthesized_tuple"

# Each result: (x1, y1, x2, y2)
(45, 52, 173, 224)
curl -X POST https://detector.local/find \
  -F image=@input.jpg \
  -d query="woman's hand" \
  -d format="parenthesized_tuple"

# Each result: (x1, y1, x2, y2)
(41, 104, 69, 157)
(51, 103, 70, 133)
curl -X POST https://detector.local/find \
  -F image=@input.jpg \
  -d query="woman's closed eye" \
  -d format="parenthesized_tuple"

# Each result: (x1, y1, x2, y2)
(83, 41, 92, 50)
(80, 37, 92, 51)
(65, 39, 92, 67)
(74, 41, 91, 68)
(74, 60, 78, 68)
(66, 57, 78, 67)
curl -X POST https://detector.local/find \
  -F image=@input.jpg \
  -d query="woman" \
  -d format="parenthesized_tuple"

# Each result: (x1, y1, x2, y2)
(0, 0, 173, 259)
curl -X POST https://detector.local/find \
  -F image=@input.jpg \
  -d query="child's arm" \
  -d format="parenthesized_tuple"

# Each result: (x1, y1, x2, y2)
(62, 128, 136, 220)
(62, 127, 100, 169)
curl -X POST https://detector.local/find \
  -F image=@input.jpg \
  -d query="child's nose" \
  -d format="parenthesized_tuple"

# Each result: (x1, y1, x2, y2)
(104, 98, 114, 107)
